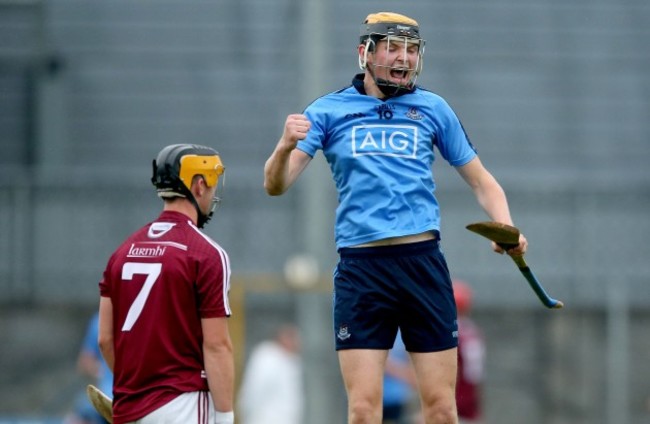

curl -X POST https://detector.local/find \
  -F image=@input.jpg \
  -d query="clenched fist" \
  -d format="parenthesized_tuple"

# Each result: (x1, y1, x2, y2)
(280, 114, 311, 150)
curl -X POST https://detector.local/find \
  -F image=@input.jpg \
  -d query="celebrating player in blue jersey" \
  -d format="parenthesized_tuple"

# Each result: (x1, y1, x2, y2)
(264, 11, 527, 424)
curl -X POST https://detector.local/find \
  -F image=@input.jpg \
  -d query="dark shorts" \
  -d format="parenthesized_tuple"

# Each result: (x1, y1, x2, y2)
(333, 239, 458, 352)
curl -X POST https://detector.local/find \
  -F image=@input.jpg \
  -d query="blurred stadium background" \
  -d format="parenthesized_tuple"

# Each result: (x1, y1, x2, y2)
(0, 0, 648, 423)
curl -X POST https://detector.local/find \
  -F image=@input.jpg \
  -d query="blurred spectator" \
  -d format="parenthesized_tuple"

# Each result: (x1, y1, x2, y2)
(237, 323, 303, 424)
(383, 330, 418, 424)
(64, 312, 112, 424)
(454, 280, 485, 424)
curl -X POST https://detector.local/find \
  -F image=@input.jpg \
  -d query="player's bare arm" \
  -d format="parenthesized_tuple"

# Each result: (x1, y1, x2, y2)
(202, 317, 235, 414)
(456, 156, 528, 255)
(264, 114, 312, 195)
(97, 296, 115, 372)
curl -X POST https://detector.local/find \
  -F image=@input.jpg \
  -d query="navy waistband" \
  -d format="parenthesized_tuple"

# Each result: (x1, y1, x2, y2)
(338, 237, 440, 259)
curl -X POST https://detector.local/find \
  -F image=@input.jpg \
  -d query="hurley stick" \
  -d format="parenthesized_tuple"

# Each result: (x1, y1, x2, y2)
(466, 221, 563, 309)
(86, 384, 113, 423)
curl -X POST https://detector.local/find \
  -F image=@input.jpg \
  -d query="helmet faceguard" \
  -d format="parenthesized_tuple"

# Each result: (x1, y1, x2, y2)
(358, 13, 425, 97)
(151, 144, 225, 228)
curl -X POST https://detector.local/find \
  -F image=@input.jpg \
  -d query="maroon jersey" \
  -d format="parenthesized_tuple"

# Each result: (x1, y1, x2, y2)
(455, 316, 485, 420)
(99, 211, 231, 424)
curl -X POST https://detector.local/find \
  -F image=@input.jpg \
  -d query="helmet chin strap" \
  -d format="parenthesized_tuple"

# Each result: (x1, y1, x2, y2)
(368, 66, 414, 97)
(178, 183, 212, 229)
(187, 174, 223, 228)
(374, 76, 413, 97)
(185, 192, 210, 228)
(196, 200, 213, 228)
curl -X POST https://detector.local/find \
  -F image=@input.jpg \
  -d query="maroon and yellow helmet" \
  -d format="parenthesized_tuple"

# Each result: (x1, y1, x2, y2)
(151, 144, 225, 227)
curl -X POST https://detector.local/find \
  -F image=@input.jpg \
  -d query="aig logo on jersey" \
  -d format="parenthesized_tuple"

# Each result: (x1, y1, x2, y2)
(351, 125, 418, 158)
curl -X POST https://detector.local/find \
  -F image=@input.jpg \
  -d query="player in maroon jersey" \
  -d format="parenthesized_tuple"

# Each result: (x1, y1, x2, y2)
(98, 144, 235, 424)
(453, 280, 485, 423)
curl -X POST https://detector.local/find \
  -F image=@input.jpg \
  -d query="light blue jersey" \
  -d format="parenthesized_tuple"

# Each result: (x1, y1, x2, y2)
(297, 74, 477, 248)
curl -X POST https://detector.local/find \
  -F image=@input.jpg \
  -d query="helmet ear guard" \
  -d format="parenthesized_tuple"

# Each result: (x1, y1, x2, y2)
(178, 154, 224, 189)
(151, 144, 225, 228)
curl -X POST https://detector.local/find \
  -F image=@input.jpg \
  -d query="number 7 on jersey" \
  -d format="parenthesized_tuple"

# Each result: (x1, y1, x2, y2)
(121, 262, 162, 331)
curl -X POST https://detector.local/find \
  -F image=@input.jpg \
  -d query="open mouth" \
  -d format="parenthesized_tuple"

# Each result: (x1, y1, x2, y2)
(390, 69, 409, 81)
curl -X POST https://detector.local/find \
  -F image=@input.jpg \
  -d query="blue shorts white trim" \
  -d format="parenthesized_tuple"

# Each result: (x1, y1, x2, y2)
(333, 239, 458, 352)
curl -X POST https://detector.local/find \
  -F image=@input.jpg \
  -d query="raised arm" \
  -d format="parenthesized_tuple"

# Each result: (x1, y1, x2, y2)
(455, 156, 528, 255)
(264, 114, 313, 195)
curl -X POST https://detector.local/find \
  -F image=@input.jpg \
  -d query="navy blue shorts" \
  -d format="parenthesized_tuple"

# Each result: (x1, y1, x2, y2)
(333, 239, 458, 352)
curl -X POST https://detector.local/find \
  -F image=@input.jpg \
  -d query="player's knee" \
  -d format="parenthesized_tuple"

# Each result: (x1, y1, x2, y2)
(422, 401, 457, 424)
(348, 398, 381, 424)
(419, 393, 457, 424)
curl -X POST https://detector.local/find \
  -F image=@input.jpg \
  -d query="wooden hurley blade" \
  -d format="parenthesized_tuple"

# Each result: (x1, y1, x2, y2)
(465, 221, 564, 310)
(466, 221, 520, 247)
(86, 384, 113, 423)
